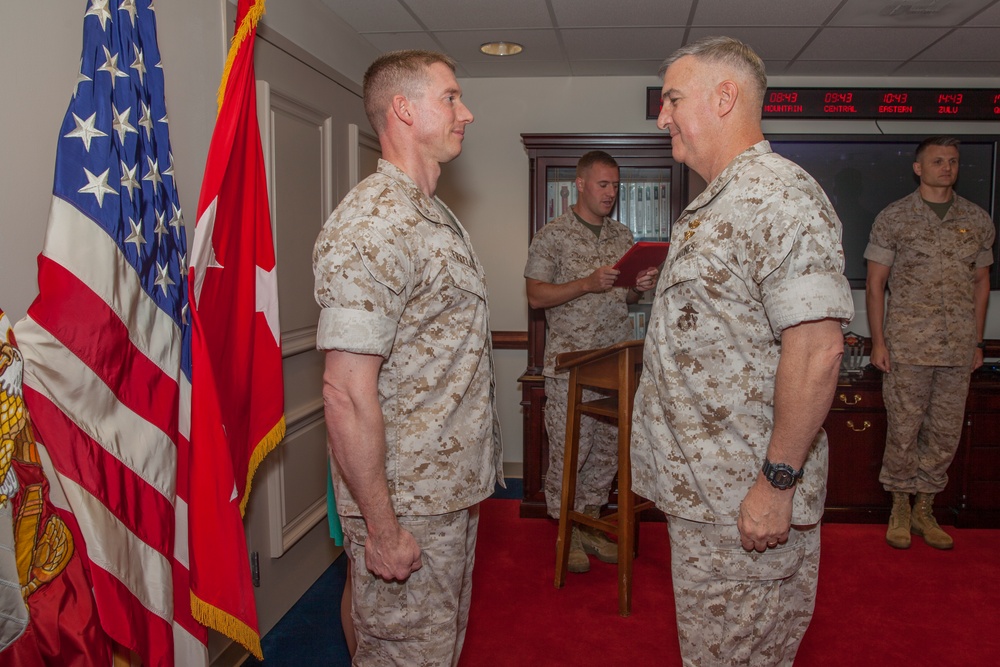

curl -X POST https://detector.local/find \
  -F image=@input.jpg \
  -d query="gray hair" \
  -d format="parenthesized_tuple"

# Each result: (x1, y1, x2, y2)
(659, 36, 767, 108)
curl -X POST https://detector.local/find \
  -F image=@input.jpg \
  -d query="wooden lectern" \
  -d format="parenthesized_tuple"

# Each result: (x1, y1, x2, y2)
(553, 339, 653, 617)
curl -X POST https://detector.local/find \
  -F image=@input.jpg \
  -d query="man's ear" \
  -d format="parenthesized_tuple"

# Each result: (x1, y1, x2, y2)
(392, 94, 414, 126)
(717, 80, 738, 117)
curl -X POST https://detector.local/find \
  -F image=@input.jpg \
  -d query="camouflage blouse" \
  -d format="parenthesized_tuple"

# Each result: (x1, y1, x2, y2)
(631, 142, 854, 525)
(313, 159, 503, 517)
(865, 190, 994, 366)
(524, 209, 636, 378)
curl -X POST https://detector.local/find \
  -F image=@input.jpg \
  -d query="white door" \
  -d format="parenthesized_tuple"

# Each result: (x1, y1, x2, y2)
(238, 30, 375, 639)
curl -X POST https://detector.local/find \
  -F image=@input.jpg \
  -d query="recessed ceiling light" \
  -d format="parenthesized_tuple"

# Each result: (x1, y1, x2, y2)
(480, 41, 523, 57)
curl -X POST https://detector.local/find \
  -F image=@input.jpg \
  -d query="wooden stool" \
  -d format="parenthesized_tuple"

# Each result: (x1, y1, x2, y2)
(553, 339, 653, 616)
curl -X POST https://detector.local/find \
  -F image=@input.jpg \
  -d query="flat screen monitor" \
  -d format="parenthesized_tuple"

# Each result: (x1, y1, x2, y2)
(767, 135, 999, 289)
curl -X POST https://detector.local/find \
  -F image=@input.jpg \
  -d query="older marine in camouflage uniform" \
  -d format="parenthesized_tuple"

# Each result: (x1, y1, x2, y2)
(865, 136, 994, 551)
(635, 37, 853, 666)
(632, 141, 854, 666)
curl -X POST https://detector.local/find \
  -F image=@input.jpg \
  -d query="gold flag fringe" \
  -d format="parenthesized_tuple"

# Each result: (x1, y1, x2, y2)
(195, 415, 283, 656)
(240, 415, 286, 516)
(192, 592, 264, 660)
(216, 0, 267, 113)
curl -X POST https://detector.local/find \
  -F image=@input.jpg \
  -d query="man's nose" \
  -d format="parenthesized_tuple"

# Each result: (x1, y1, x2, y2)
(657, 109, 670, 131)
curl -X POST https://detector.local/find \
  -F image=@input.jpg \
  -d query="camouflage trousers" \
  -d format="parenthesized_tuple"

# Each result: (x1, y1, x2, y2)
(880, 362, 971, 494)
(668, 517, 821, 667)
(341, 505, 480, 667)
(543, 376, 619, 519)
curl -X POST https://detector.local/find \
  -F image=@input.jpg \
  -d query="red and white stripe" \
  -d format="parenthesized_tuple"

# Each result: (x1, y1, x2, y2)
(16, 197, 208, 667)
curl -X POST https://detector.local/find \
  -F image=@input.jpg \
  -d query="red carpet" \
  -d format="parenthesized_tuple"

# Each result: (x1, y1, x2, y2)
(462, 499, 1000, 666)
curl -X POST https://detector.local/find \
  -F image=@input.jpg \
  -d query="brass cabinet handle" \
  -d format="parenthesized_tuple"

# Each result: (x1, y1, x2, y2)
(838, 393, 862, 406)
(846, 420, 871, 432)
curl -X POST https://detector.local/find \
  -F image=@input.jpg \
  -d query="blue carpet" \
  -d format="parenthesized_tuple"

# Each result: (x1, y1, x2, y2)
(244, 552, 352, 666)
(245, 479, 522, 665)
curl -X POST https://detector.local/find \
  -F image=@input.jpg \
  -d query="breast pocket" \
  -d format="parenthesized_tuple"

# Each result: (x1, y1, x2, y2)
(661, 252, 728, 354)
(948, 229, 986, 266)
(446, 253, 488, 302)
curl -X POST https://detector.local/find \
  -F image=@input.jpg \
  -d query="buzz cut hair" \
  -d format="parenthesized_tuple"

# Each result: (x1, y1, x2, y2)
(363, 50, 458, 135)
(915, 136, 961, 161)
(659, 36, 768, 109)
(576, 150, 619, 179)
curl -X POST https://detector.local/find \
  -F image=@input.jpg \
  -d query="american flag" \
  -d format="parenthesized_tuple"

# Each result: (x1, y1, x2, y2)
(15, 1, 208, 665)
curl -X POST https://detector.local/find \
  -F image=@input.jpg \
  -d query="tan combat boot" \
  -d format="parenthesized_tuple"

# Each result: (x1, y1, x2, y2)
(911, 492, 954, 550)
(578, 505, 618, 564)
(886, 492, 912, 549)
(567, 527, 590, 574)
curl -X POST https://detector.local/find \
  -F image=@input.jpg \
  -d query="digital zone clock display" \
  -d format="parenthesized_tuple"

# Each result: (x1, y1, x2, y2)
(762, 88, 1000, 120)
(645, 87, 1000, 121)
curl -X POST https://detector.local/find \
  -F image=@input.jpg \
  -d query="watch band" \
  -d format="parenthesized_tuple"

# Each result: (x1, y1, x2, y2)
(976, 341, 986, 349)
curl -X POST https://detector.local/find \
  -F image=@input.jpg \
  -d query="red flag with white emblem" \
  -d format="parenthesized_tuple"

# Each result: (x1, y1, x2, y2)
(188, 0, 284, 657)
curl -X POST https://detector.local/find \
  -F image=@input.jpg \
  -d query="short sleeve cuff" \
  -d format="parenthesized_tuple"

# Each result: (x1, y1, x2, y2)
(316, 306, 397, 358)
(764, 272, 855, 335)
(976, 248, 994, 269)
(863, 243, 894, 267)
(523, 256, 555, 282)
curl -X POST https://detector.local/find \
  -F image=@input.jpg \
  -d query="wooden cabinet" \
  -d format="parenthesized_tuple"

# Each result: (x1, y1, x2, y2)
(822, 382, 890, 519)
(823, 371, 962, 524)
(518, 133, 688, 518)
(955, 380, 1000, 527)
(823, 364, 1000, 527)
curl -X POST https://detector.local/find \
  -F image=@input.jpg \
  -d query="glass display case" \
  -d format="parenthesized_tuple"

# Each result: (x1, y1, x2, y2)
(543, 166, 674, 242)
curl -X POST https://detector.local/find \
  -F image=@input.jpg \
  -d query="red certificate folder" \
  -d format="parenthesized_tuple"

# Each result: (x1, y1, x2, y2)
(612, 241, 670, 287)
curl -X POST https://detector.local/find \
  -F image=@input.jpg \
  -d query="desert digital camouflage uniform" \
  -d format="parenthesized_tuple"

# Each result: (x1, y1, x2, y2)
(313, 159, 503, 666)
(668, 517, 821, 667)
(865, 190, 994, 494)
(524, 208, 634, 517)
(631, 141, 854, 666)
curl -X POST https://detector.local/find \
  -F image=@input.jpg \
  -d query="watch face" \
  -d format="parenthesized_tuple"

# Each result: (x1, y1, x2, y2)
(772, 469, 795, 487)
(764, 460, 801, 489)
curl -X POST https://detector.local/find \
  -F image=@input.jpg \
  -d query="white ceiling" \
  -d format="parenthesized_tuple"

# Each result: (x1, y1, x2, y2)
(319, 0, 1000, 78)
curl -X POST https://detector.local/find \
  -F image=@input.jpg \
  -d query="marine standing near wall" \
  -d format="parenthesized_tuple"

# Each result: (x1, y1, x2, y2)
(313, 50, 503, 665)
(865, 135, 994, 551)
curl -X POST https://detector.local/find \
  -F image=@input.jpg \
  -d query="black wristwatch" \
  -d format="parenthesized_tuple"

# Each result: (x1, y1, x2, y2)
(761, 459, 803, 490)
(976, 341, 986, 350)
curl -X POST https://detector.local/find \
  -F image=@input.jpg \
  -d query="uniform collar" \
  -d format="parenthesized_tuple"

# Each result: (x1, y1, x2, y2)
(377, 158, 450, 226)
(684, 140, 772, 213)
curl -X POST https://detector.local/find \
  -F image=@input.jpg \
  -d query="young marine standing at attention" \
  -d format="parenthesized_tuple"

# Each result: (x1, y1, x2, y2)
(313, 50, 502, 665)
